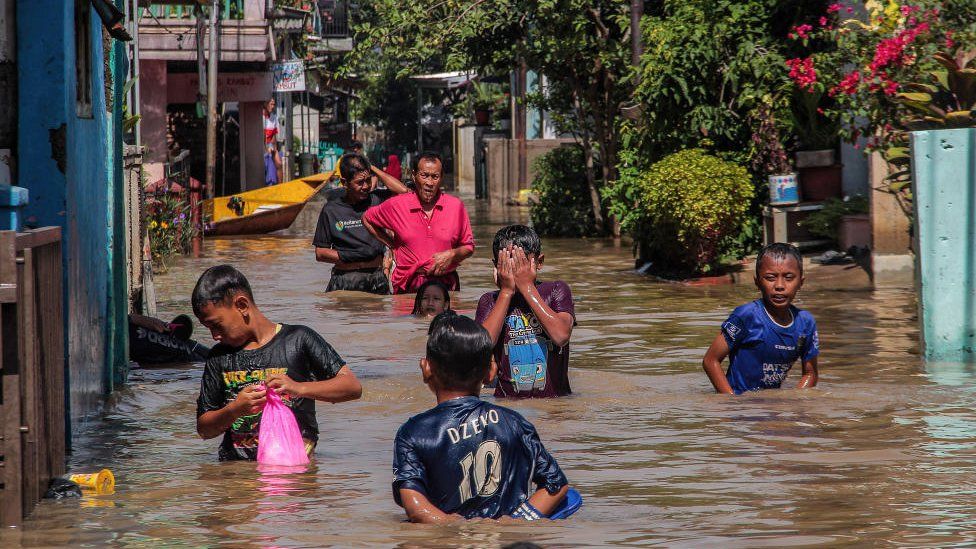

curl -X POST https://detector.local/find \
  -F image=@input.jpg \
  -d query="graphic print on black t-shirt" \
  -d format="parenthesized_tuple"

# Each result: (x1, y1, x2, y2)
(196, 324, 345, 460)
(392, 396, 567, 519)
(313, 189, 393, 264)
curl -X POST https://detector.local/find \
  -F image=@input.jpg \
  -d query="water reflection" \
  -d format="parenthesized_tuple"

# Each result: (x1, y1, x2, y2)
(6, 201, 976, 546)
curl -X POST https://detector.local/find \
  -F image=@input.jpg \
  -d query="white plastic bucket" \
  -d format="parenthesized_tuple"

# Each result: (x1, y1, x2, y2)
(768, 173, 799, 206)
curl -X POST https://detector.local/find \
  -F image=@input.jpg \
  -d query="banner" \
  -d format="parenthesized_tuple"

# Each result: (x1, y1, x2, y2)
(273, 61, 306, 92)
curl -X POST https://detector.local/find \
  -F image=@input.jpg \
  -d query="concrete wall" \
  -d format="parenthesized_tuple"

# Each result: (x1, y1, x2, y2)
(869, 151, 914, 286)
(485, 138, 574, 203)
(17, 0, 127, 428)
(841, 141, 870, 197)
(140, 59, 168, 182)
(240, 101, 266, 190)
(456, 124, 476, 196)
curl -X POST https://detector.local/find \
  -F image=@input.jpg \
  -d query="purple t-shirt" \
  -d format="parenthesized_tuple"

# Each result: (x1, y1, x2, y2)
(475, 281, 576, 398)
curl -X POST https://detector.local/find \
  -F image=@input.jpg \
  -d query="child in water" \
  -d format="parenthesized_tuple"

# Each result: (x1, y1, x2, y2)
(392, 312, 575, 522)
(193, 265, 362, 461)
(702, 243, 820, 394)
(476, 225, 576, 398)
(411, 280, 452, 318)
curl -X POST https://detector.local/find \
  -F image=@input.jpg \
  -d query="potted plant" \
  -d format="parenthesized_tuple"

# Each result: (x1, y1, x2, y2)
(750, 101, 798, 205)
(790, 86, 842, 201)
(469, 82, 500, 126)
(799, 195, 869, 250)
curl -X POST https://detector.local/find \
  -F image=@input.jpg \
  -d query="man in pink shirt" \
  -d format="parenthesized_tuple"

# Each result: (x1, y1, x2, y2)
(362, 152, 475, 294)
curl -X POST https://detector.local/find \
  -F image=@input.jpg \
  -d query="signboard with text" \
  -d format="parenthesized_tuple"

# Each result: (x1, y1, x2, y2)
(273, 61, 306, 92)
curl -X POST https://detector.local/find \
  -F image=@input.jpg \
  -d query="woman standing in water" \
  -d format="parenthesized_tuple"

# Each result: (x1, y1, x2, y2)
(262, 99, 282, 186)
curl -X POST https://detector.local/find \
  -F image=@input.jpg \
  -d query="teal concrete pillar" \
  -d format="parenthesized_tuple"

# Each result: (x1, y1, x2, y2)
(911, 128, 976, 361)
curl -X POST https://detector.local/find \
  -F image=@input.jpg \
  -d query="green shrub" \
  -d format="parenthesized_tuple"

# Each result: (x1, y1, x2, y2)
(529, 146, 600, 237)
(608, 149, 754, 276)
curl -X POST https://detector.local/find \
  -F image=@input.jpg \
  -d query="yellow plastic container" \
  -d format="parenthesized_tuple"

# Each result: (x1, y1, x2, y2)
(69, 469, 115, 495)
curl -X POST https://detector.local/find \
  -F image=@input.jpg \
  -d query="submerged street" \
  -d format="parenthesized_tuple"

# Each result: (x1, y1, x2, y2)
(5, 202, 975, 547)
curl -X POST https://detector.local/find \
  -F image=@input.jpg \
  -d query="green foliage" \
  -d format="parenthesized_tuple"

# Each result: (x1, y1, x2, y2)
(530, 146, 600, 237)
(800, 196, 869, 242)
(627, 0, 817, 162)
(146, 194, 195, 267)
(343, 0, 632, 231)
(606, 149, 755, 276)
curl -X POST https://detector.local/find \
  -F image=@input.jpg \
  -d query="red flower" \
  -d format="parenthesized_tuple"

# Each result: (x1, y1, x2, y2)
(946, 30, 955, 49)
(827, 3, 842, 13)
(786, 57, 817, 92)
(830, 70, 861, 97)
(791, 24, 814, 39)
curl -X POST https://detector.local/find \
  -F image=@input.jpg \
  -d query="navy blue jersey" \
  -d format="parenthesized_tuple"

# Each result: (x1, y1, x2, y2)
(722, 299, 820, 394)
(392, 396, 567, 519)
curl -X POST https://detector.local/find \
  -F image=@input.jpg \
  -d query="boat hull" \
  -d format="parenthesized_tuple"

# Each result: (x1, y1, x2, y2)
(201, 172, 333, 236)
(204, 202, 306, 236)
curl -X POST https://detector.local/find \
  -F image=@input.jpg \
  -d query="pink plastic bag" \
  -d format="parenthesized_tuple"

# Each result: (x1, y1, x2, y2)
(257, 388, 310, 466)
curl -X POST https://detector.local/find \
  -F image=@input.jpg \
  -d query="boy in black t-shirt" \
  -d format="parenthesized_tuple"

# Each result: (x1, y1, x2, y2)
(193, 265, 363, 461)
(392, 312, 575, 522)
(313, 153, 408, 294)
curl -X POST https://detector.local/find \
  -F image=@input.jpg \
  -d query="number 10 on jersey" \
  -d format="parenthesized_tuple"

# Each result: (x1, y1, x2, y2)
(458, 440, 502, 501)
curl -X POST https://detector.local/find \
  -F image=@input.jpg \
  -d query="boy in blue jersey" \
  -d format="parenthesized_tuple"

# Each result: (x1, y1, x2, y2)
(702, 243, 820, 394)
(393, 312, 572, 522)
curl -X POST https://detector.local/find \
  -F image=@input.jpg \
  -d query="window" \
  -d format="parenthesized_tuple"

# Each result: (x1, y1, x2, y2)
(75, 0, 92, 118)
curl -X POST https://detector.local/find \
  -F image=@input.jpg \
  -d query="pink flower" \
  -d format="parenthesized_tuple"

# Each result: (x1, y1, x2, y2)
(827, 3, 842, 13)
(819, 16, 829, 26)
(830, 70, 861, 96)
(900, 5, 919, 16)
(847, 6, 854, 13)
(792, 24, 814, 39)
(786, 57, 818, 92)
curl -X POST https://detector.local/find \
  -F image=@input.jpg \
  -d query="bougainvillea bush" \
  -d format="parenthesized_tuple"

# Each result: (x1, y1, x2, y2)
(785, 0, 976, 150)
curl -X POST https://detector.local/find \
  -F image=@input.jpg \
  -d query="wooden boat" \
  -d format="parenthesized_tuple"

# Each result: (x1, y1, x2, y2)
(202, 172, 334, 236)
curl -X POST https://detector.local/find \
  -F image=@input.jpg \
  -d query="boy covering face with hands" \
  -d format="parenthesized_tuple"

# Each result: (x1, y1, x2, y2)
(475, 225, 576, 398)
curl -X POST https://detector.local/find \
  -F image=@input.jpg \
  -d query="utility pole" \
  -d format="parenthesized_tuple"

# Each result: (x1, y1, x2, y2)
(630, 0, 643, 68)
(204, 0, 220, 199)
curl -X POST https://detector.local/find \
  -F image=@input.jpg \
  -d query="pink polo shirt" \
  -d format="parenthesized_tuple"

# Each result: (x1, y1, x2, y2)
(363, 191, 475, 293)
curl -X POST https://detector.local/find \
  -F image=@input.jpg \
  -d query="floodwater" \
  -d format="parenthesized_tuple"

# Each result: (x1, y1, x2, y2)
(6, 200, 976, 547)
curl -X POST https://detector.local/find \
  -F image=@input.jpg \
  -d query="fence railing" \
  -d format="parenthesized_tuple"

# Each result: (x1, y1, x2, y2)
(0, 228, 65, 526)
(314, 0, 349, 37)
(145, 0, 245, 20)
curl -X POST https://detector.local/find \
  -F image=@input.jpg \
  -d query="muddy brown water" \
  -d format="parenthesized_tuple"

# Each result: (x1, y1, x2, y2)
(6, 201, 975, 547)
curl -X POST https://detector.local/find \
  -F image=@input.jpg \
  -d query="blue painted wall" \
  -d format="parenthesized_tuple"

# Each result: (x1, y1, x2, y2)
(16, 0, 128, 429)
(911, 128, 976, 362)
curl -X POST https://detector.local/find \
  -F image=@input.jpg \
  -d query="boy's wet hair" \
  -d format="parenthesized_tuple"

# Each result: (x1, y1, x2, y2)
(191, 265, 254, 316)
(412, 151, 442, 172)
(339, 153, 371, 182)
(756, 243, 803, 276)
(492, 225, 542, 262)
(426, 311, 492, 389)
(411, 280, 452, 315)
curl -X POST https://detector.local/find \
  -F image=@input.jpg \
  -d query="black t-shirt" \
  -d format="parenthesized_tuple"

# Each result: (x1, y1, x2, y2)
(313, 189, 393, 264)
(129, 323, 210, 365)
(195, 324, 345, 461)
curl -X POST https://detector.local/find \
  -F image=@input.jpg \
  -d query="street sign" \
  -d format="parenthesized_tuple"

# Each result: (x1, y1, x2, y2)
(272, 60, 306, 92)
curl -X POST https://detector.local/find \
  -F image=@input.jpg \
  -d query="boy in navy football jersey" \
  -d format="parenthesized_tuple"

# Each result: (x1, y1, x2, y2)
(702, 243, 820, 394)
(392, 312, 573, 522)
